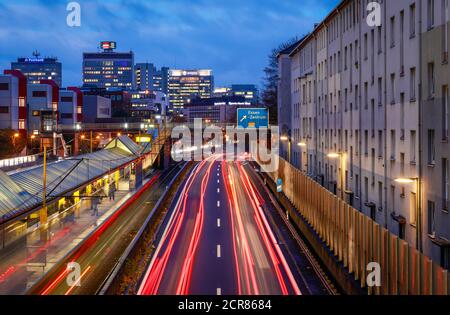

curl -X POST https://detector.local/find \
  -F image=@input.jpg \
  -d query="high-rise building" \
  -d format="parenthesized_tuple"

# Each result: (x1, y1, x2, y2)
(168, 69, 214, 112)
(230, 84, 259, 105)
(280, 0, 450, 269)
(213, 85, 259, 105)
(11, 51, 62, 87)
(83, 41, 134, 91)
(134, 63, 169, 94)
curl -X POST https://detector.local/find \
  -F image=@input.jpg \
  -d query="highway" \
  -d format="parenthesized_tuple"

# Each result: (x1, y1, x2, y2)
(31, 163, 186, 295)
(138, 155, 323, 295)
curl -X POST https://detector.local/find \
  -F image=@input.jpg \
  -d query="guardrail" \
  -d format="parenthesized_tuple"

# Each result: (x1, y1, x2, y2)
(262, 157, 449, 295)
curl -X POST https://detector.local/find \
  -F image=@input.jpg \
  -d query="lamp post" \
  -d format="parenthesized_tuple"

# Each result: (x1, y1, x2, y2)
(328, 152, 346, 200)
(12, 132, 19, 154)
(297, 141, 307, 173)
(395, 177, 422, 252)
(280, 134, 291, 164)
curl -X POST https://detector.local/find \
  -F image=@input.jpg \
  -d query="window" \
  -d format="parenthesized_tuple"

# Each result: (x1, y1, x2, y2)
(391, 73, 396, 104)
(32, 90, 47, 98)
(0, 106, 9, 114)
(400, 11, 405, 74)
(428, 63, 435, 98)
(428, 129, 436, 165)
(377, 26, 382, 54)
(427, 201, 436, 236)
(391, 16, 396, 47)
(410, 192, 417, 226)
(61, 96, 73, 102)
(378, 130, 383, 158)
(0, 83, 9, 90)
(60, 113, 73, 119)
(378, 182, 383, 211)
(364, 130, 369, 155)
(410, 68, 416, 101)
(428, 0, 435, 29)
(442, 0, 449, 62)
(410, 3, 416, 37)
(32, 110, 40, 117)
(443, 85, 449, 140)
(364, 33, 368, 59)
(391, 130, 396, 160)
(411, 130, 417, 163)
(378, 78, 382, 106)
(443, 158, 449, 211)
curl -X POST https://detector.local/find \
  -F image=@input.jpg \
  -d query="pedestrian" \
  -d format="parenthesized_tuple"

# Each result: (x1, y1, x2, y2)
(109, 181, 116, 201)
(92, 195, 99, 217)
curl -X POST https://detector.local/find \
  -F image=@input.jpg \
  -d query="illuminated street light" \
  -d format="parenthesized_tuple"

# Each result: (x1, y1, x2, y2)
(14, 133, 19, 138)
(394, 178, 417, 184)
(297, 142, 307, 147)
(280, 135, 289, 141)
(327, 153, 341, 158)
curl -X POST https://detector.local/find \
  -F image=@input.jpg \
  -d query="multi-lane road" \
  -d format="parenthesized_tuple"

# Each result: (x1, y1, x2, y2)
(138, 156, 331, 295)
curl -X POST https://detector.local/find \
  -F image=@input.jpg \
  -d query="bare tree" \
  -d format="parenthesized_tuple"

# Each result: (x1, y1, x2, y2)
(261, 37, 298, 125)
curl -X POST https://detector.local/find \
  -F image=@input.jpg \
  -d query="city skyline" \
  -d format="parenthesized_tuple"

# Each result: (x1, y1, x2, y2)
(0, 0, 339, 88)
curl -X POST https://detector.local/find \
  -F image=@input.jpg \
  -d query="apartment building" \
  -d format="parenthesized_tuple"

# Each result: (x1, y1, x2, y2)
(283, 0, 450, 268)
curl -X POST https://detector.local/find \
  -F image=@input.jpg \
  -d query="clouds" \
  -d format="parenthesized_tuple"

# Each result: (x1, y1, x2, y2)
(0, 0, 339, 87)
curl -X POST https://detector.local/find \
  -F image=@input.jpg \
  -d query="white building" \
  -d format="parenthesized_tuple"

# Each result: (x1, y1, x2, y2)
(283, 0, 450, 269)
(0, 70, 27, 134)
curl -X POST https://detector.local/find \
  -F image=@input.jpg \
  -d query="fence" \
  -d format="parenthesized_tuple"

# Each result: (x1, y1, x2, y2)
(263, 157, 449, 295)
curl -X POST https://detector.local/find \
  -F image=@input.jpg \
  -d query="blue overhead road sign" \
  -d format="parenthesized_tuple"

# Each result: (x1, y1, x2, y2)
(237, 108, 269, 128)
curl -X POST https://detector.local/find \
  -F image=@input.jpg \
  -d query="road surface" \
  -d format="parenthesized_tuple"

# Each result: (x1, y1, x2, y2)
(138, 156, 303, 295)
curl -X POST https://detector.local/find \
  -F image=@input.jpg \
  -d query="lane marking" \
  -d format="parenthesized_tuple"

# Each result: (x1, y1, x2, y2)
(217, 188, 220, 193)
(217, 200, 220, 207)
(217, 288, 222, 295)
(217, 179, 220, 184)
(217, 218, 221, 227)
(217, 245, 221, 258)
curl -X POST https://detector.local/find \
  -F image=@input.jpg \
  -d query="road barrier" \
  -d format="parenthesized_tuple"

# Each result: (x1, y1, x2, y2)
(262, 158, 449, 295)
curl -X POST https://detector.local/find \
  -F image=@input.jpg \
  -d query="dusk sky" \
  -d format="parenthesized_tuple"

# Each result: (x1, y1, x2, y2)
(0, 0, 339, 89)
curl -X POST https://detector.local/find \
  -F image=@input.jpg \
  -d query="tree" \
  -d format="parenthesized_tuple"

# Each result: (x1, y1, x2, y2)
(261, 37, 299, 126)
(0, 129, 27, 159)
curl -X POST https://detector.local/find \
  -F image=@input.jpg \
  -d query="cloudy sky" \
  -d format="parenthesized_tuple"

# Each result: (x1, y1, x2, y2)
(0, 0, 339, 88)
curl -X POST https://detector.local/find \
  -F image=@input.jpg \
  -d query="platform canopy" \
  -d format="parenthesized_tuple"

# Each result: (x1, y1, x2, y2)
(0, 136, 143, 223)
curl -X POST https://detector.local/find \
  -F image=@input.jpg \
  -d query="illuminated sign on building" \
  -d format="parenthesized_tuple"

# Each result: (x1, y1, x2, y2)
(101, 41, 117, 50)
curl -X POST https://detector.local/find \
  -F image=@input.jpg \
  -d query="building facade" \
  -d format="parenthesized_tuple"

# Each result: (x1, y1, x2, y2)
(282, 0, 450, 269)
(12, 52, 62, 87)
(83, 42, 134, 91)
(129, 90, 169, 118)
(134, 63, 169, 94)
(168, 69, 214, 112)
(27, 80, 59, 135)
(0, 70, 27, 136)
(82, 95, 112, 123)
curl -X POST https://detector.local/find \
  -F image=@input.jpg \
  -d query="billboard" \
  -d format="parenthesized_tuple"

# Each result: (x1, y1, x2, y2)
(237, 108, 269, 128)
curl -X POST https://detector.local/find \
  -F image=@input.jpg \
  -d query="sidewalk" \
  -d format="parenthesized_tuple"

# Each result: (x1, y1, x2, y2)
(0, 178, 147, 295)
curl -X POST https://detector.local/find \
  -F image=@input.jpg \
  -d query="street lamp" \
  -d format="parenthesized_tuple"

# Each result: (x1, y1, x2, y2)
(395, 176, 422, 251)
(328, 152, 346, 199)
(280, 135, 291, 164)
(297, 141, 308, 173)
